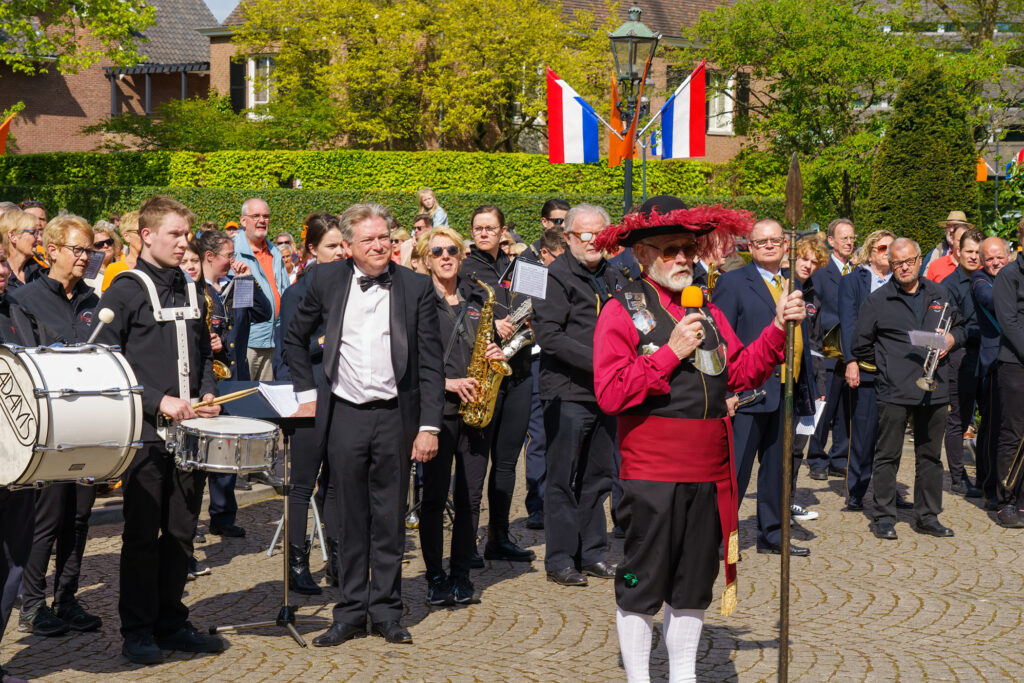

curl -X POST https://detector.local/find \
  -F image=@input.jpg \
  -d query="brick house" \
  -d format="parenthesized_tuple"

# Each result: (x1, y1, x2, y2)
(0, 0, 218, 154)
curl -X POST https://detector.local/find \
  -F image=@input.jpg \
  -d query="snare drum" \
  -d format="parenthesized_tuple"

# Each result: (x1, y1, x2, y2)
(169, 416, 278, 473)
(0, 344, 143, 488)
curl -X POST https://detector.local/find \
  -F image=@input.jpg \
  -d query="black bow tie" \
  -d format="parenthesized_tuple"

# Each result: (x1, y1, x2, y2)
(358, 272, 392, 291)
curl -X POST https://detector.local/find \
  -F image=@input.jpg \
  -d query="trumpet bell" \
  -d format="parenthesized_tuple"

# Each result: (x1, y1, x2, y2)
(915, 376, 937, 392)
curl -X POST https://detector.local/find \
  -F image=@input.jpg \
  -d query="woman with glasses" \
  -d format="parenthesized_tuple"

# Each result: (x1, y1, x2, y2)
(86, 223, 122, 296)
(272, 213, 346, 596)
(9, 215, 103, 638)
(417, 226, 503, 606)
(0, 209, 46, 291)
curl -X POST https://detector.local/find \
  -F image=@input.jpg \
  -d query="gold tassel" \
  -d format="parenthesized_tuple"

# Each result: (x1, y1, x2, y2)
(726, 529, 739, 565)
(720, 581, 737, 617)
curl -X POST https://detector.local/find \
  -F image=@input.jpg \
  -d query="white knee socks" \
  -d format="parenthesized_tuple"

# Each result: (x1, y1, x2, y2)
(663, 606, 704, 683)
(617, 607, 654, 683)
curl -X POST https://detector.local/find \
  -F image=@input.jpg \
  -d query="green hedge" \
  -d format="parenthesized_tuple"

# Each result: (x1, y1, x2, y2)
(0, 185, 795, 245)
(0, 150, 713, 196)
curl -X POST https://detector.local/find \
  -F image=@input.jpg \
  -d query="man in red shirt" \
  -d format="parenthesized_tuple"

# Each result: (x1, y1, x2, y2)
(593, 196, 807, 682)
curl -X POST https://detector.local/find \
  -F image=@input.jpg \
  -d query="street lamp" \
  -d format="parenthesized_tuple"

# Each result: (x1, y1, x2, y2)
(609, 5, 660, 215)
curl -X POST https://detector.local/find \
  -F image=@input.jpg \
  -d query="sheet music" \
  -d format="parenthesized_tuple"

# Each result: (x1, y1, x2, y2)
(908, 330, 946, 349)
(232, 276, 254, 308)
(796, 399, 827, 436)
(511, 259, 548, 299)
(258, 382, 301, 417)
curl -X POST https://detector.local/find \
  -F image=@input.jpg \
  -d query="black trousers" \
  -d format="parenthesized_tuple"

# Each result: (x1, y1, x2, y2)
(206, 473, 237, 527)
(524, 357, 547, 515)
(419, 414, 489, 580)
(996, 362, 1024, 506)
(22, 483, 95, 613)
(487, 373, 532, 541)
(542, 399, 615, 572)
(732, 410, 783, 548)
(327, 397, 408, 626)
(615, 480, 720, 615)
(119, 443, 204, 638)
(872, 402, 947, 525)
(807, 365, 850, 471)
(975, 368, 1000, 504)
(943, 346, 979, 485)
(0, 489, 35, 631)
(288, 425, 337, 543)
(846, 382, 879, 503)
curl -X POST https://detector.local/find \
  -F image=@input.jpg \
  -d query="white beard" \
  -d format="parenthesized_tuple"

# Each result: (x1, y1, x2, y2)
(647, 266, 693, 293)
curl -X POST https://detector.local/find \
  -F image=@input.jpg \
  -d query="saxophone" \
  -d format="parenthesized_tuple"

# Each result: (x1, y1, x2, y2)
(459, 279, 512, 428)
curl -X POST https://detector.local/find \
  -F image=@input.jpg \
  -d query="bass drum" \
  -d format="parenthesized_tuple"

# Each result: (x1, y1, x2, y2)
(0, 344, 143, 488)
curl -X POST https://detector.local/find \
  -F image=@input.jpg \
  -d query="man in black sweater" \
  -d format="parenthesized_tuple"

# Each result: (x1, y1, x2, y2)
(993, 223, 1024, 527)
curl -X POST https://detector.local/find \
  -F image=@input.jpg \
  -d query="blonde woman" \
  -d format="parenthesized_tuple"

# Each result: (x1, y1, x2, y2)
(0, 209, 45, 291)
(417, 188, 449, 227)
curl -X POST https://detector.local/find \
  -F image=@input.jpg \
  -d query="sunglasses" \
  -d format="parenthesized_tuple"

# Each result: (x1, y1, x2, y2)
(431, 245, 461, 258)
(94, 238, 114, 249)
(19, 200, 44, 210)
(276, 240, 292, 247)
(548, 218, 565, 226)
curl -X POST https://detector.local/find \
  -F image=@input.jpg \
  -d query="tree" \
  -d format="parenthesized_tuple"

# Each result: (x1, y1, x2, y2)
(861, 65, 979, 249)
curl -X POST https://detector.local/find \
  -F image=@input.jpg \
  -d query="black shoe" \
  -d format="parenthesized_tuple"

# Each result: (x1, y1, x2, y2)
(873, 521, 898, 540)
(312, 622, 365, 647)
(122, 633, 163, 665)
(895, 497, 914, 509)
(985, 498, 1000, 512)
(612, 525, 626, 539)
(234, 478, 252, 491)
(469, 552, 484, 569)
(827, 465, 847, 478)
(189, 556, 211, 577)
(155, 622, 225, 653)
(755, 543, 810, 557)
(581, 561, 616, 579)
(845, 497, 864, 511)
(56, 599, 102, 632)
(371, 620, 412, 644)
(484, 540, 535, 562)
(450, 574, 480, 605)
(426, 575, 455, 607)
(250, 471, 285, 494)
(288, 543, 322, 596)
(325, 538, 339, 587)
(546, 567, 588, 586)
(913, 519, 954, 537)
(809, 467, 828, 481)
(209, 523, 245, 538)
(997, 505, 1024, 528)
(194, 530, 206, 544)
(525, 511, 544, 530)
(19, 604, 69, 637)
(951, 480, 983, 498)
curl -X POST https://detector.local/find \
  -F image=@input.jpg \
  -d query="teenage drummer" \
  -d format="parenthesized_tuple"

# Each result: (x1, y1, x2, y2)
(96, 195, 226, 665)
(10, 215, 103, 638)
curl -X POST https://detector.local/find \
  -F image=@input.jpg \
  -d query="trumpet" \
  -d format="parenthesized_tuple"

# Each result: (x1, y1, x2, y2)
(915, 303, 951, 392)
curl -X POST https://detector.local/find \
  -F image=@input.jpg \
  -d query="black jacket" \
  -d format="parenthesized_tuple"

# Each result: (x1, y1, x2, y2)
(221, 275, 272, 381)
(0, 294, 38, 346)
(533, 252, 626, 402)
(460, 246, 531, 376)
(10, 275, 98, 345)
(96, 258, 216, 441)
(995, 251, 1024, 367)
(852, 277, 965, 405)
(971, 268, 1000, 374)
(6, 259, 46, 294)
(802, 276, 826, 395)
(272, 269, 322, 383)
(435, 277, 483, 417)
(940, 266, 979, 346)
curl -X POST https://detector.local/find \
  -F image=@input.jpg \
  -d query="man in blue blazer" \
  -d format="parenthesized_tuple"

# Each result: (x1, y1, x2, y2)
(807, 219, 856, 479)
(713, 218, 819, 556)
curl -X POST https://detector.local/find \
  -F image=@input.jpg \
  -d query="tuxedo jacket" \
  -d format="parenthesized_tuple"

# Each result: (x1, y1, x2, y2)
(283, 260, 444, 451)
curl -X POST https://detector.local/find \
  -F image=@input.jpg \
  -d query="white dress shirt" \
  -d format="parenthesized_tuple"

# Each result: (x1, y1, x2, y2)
(332, 265, 397, 403)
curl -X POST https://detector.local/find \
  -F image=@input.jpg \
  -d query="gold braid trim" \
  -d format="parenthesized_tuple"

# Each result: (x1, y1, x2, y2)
(721, 581, 737, 617)
(727, 529, 739, 565)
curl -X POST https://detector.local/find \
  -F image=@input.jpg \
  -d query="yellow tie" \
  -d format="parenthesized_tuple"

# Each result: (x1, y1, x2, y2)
(842, 263, 851, 276)
(767, 274, 802, 382)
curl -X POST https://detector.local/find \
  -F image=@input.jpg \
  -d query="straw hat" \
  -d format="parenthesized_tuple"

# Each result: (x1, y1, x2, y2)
(938, 211, 973, 229)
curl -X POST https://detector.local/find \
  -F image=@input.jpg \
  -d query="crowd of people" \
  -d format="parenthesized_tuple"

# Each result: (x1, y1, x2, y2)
(0, 189, 1020, 682)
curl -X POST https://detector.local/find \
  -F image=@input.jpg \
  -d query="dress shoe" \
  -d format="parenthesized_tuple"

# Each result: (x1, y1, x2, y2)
(312, 622, 366, 647)
(483, 540, 535, 562)
(371, 620, 413, 644)
(997, 505, 1024, 528)
(525, 510, 544, 530)
(827, 465, 848, 478)
(288, 543, 322, 595)
(209, 522, 245, 538)
(234, 477, 252, 491)
(469, 552, 484, 569)
(19, 604, 69, 637)
(755, 543, 810, 557)
(913, 519, 954, 537)
(873, 521, 898, 540)
(581, 561, 616, 579)
(250, 471, 285, 491)
(809, 467, 828, 481)
(895, 497, 914, 510)
(122, 633, 163, 665)
(155, 622, 225, 653)
(56, 599, 102, 632)
(546, 567, 588, 586)
(845, 497, 864, 511)
(950, 480, 983, 498)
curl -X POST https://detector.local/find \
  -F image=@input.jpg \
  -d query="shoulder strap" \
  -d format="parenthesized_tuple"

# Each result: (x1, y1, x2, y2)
(442, 303, 469, 368)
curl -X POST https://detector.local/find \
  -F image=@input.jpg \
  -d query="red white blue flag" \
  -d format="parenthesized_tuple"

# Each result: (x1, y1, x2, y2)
(657, 60, 706, 159)
(546, 67, 600, 164)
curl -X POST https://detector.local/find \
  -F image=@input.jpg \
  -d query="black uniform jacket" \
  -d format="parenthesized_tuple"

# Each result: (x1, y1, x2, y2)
(0, 294, 38, 346)
(994, 251, 1024, 367)
(435, 277, 481, 418)
(940, 266, 979, 346)
(460, 245, 531, 377)
(282, 260, 444, 451)
(220, 275, 272, 381)
(96, 258, 217, 441)
(10, 275, 98, 345)
(971, 269, 1000, 374)
(852, 277, 965, 405)
(533, 252, 626, 403)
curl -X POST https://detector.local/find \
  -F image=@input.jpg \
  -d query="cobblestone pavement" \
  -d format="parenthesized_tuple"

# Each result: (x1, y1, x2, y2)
(4, 437, 1023, 682)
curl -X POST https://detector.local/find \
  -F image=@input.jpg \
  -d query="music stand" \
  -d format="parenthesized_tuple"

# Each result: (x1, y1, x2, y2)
(207, 381, 331, 647)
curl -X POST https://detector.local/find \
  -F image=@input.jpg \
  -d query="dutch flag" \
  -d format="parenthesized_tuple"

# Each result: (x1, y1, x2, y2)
(546, 67, 600, 164)
(658, 61, 706, 160)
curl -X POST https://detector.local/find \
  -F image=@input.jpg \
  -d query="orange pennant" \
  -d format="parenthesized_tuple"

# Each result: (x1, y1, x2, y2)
(0, 113, 14, 155)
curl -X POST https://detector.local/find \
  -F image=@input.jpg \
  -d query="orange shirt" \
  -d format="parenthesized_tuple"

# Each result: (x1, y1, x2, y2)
(252, 239, 281, 313)
(925, 254, 956, 283)
(102, 260, 130, 291)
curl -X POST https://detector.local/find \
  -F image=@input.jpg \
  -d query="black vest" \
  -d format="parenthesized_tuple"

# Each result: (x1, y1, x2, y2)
(615, 279, 729, 419)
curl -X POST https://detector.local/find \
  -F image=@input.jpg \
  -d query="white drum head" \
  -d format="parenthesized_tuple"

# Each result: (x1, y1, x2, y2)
(0, 346, 45, 485)
(180, 416, 278, 436)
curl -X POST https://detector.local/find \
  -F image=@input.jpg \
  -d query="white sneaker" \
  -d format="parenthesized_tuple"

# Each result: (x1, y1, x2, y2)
(790, 504, 819, 521)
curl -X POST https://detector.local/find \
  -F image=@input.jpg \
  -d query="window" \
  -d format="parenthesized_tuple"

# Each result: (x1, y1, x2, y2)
(706, 71, 735, 136)
(247, 56, 275, 107)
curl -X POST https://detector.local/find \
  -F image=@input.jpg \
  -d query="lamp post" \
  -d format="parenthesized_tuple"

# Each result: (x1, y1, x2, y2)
(609, 5, 660, 215)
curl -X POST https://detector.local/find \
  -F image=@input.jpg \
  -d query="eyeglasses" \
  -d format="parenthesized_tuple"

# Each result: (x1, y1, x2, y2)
(93, 238, 114, 249)
(499, 241, 511, 247)
(890, 256, 920, 270)
(244, 213, 271, 220)
(640, 240, 697, 260)
(834, 236, 857, 243)
(275, 240, 292, 247)
(430, 245, 461, 258)
(750, 237, 785, 248)
(568, 231, 596, 243)
(21, 228, 41, 237)
(472, 225, 502, 234)
(217, 251, 235, 260)
(58, 244, 93, 259)
(547, 218, 565, 226)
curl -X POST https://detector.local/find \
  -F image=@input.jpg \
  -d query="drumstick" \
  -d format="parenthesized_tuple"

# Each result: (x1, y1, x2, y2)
(191, 387, 259, 409)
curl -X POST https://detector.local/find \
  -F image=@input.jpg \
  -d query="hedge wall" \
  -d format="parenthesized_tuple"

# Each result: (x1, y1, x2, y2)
(0, 150, 713, 197)
(0, 185, 793, 245)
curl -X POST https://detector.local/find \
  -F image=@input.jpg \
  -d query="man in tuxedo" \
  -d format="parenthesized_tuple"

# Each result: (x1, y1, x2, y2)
(806, 218, 856, 480)
(712, 218, 818, 557)
(285, 203, 444, 646)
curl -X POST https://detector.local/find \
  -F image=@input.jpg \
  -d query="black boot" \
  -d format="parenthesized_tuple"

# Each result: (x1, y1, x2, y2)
(289, 543, 322, 595)
(325, 537, 339, 587)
